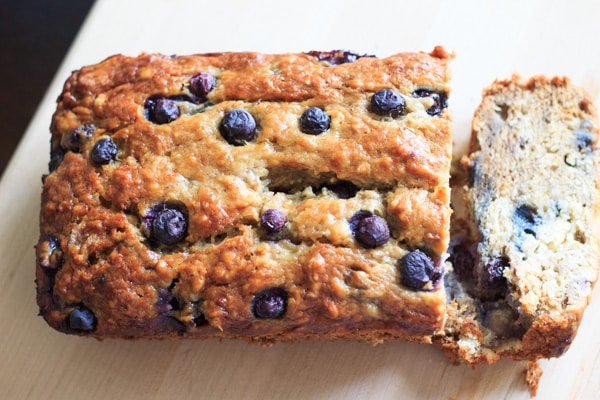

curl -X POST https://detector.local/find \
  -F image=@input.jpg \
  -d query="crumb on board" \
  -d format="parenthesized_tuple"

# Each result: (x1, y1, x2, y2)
(525, 361, 543, 397)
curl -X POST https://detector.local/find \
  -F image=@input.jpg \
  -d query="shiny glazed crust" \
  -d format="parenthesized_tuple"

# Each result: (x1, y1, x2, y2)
(36, 49, 453, 342)
(440, 76, 600, 363)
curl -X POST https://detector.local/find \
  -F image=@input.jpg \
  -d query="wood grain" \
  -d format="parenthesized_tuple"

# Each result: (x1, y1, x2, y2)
(1, 0, 599, 398)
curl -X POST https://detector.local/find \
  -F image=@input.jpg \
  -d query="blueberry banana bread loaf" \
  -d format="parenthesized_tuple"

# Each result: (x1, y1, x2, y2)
(441, 76, 600, 363)
(36, 48, 453, 342)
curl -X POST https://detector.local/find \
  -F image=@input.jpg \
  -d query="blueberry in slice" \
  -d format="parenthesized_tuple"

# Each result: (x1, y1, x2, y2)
(260, 209, 287, 236)
(349, 211, 390, 248)
(151, 207, 188, 245)
(447, 237, 477, 281)
(219, 109, 257, 146)
(482, 257, 509, 291)
(576, 122, 596, 151)
(189, 72, 215, 99)
(299, 107, 331, 135)
(412, 89, 448, 117)
(399, 250, 440, 290)
(68, 306, 97, 332)
(91, 137, 118, 165)
(370, 89, 405, 117)
(514, 204, 540, 237)
(251, 287, 288, 319)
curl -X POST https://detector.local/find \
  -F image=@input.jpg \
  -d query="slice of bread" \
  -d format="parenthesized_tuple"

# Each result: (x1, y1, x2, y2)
(440, 76, 600, 363)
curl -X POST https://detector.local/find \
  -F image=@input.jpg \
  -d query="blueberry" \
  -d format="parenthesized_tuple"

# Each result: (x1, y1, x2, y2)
(482, 257, 509, 291)
(413, 89, 448, 117)
(306, 50, 375, 65)
(260, 209, 287, 236)
(251, 287, 288, 319)
(91, 137, 118, 165)
(349, 210, 373, 234)
(514, 204, 540, 237)
(68, 307, 96, 332)
(448, 237, 478, 281)
(145, 95, 180, 124)
(399, 250, 441, 290)
(299, 107, 331, 135)
(151, 207, 188, 246)
(37, 235, 62, 293)
(189, 72, 215, 99)
(576, 128, 595, 151)
(49, 145, 65, 172)
(37, 235, 62, 270)
(326, 180, 359, 199)
(156, 281, 182, 314)
(154, 98, 180, 124)
(370, 89, 405, 118)
(349, 211, 390, 248)
(62, 124, 95, 152)
(219, 109, 257, 146)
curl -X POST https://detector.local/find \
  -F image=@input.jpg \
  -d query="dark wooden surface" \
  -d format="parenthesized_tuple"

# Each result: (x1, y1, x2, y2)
(0, 0, 95, 177)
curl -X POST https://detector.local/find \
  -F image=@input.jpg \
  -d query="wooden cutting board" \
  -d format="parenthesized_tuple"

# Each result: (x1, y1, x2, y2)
(2, 0, 600, 398)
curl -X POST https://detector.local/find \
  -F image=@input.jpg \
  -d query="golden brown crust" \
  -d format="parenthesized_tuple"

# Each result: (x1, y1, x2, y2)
(37, 49, 452, 342)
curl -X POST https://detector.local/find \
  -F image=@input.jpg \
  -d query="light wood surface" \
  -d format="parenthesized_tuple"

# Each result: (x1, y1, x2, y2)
(2, 1, 600, 398)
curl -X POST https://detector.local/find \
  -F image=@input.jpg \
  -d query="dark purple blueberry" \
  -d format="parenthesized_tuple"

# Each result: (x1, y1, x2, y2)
(482, 257, 509, 291)
(144, 95, 180, 124)
(91, 137, 118, 165)
(154, 98, 180, 124)
(189, 72, 215, 99)
(326, 180, 359, 199)
(413, 89, 448, 117)
(219, 109, 257, 146)
(68, 306, 96, 332)
(447, 237, 478, 281)
(349, 211, 373, 234)
(62, 124, 95, 152)
(151, 207, 188, 246)
(260, 209, 287, 236)
(299, 107, 331, 135)
(370, 89, 405, 118)
(37, 235, 62, 270)
(399, 250, 442, 290)
(514, 204, 540, 237)
(306, 50, 376, 65)
(356, 217, 390, 248)
(49, 145, 65, 172)
(349, 211, 390, 248)
(251, 287, 288, 319)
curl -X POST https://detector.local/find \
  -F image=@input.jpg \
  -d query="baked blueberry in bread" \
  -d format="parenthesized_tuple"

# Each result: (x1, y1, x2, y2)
(441, 76, 600, 363)
(36, 48, 453, 342)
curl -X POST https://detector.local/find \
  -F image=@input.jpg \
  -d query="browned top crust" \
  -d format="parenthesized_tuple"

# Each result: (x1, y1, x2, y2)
(37, 49, 452, 342)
